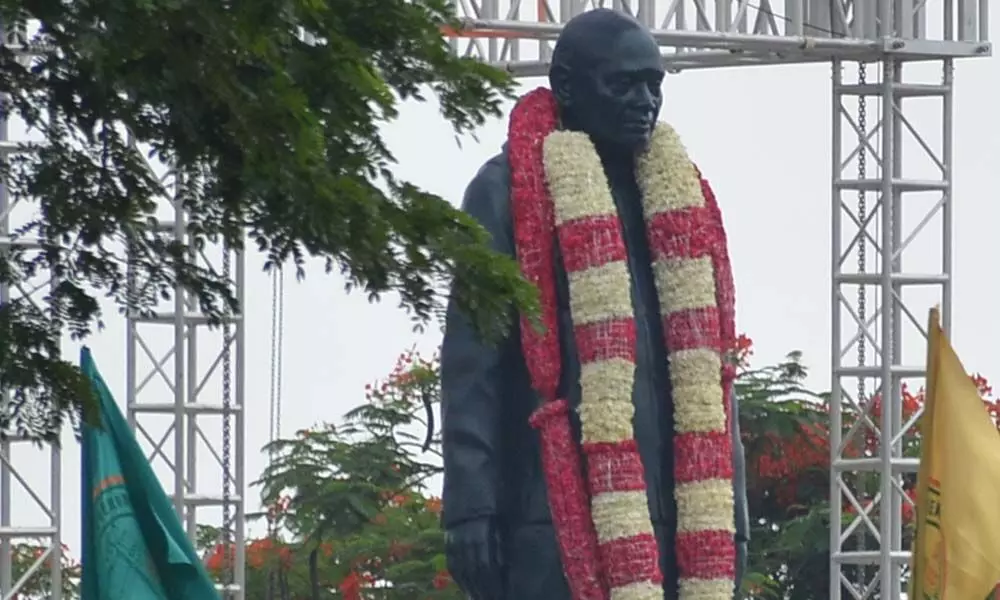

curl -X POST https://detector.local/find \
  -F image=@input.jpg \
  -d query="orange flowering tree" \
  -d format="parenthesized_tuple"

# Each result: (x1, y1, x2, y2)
(736, 335, 997, 599)
(734, 338, 832, 599)
(5, 540, 81, 599)
(201, 349, 459, 599)
(195, 337, 998, 599)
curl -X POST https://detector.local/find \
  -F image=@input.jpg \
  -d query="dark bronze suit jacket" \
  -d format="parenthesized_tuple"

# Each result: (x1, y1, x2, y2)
(440, 149, 750, 586)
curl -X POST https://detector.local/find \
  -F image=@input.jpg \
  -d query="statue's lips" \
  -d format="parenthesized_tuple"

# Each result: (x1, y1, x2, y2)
(623, 120, 653, 133)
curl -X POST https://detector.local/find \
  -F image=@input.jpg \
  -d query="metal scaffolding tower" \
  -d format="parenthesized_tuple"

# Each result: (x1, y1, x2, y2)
(0, 174, 63, 599)
(0, 20, 247, 600)
(446, 0, 990, 597)
(0, 20, 63, 600)
(0, 112, 63, 600)
(828, 57, 955, 598)
(125, 188, 246, 599)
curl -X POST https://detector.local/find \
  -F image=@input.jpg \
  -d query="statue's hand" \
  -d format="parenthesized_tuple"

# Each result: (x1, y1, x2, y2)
(445, 516, 505, 600)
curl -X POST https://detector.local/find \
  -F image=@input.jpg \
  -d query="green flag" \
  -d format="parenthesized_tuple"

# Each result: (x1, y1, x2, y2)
(80, 347, 221, 600)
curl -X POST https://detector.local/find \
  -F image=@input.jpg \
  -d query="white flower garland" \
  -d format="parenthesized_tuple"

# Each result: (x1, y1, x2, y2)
(542, 125, 735, 600)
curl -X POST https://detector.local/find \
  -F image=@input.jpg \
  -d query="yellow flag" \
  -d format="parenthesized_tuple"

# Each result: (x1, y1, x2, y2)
(910, 308, 1000, 599)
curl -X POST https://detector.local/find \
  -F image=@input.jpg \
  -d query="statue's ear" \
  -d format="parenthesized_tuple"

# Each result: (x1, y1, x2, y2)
(549, 63, 573, 108)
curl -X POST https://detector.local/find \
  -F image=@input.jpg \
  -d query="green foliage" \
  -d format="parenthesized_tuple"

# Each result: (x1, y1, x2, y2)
(205, 349, 461, 598)
(734, 343, 1000, 599)
(734, 346, 833, 599)
(0, 0, 531, 441)
(211, 337, 958, 599)
(229, 342, 843, 599)
(6, 540, 81, 599)
(197, 341, 843, 599)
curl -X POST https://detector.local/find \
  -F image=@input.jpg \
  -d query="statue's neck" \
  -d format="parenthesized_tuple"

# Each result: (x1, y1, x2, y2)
(596, 145, 635, 178)
(597, 145, 642, 218)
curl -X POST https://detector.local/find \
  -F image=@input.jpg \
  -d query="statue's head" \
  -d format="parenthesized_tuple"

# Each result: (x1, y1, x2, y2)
(549, 9, 664, 153)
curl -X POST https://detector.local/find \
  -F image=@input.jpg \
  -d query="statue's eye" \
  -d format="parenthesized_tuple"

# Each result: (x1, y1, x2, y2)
(605, 71, 663, 97)
(605, 75, 631, 95)
(645, 74, 664, 95)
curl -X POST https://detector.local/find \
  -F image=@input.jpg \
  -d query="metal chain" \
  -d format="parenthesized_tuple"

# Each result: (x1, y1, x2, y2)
(856, 63, 868, 412)
(267, 269, 279, 548)
(268, 269, 279, 464)
(222, 245, 234, 597)
(854, 62, 870, 574)
(266, 268, 284, 600)
(268, 268, 284, 453)
(275, 270, 284, 443)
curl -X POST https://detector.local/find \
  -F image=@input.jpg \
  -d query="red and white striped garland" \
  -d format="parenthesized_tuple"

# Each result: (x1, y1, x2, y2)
(509, 87, 737, 600)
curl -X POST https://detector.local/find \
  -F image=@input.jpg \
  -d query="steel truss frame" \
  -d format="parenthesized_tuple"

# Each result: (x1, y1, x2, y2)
(125, 191, 246, 599)
(0, 124, 63, 600)
(830, 57, 952, 598)
(0, 21, 248, 600)
(447, 0, 989, 75)
(0, 20, 63, 600)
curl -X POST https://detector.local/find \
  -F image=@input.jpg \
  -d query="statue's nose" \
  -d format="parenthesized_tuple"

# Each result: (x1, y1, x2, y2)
(628, 83, 655, 109)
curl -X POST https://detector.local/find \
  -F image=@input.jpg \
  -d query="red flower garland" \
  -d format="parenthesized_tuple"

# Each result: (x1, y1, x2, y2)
(509, 87, 737, 598)
(510, 88, 606, 600)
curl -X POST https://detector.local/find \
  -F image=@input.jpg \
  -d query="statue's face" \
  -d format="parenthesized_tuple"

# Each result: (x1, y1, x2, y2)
(567, 28, 664, 151)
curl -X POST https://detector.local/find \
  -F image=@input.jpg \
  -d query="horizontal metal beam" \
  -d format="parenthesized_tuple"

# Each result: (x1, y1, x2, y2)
(129, 313, 242, 325)
(449, 15, 991, 73)
(832, 458, 920, 473)
(184, 494, 244, 506)
(831, 551, 911, 565)
(0, 527, 58, 537)
(835, 365, 925, 378)
(130, 402, 244, 415)
(454, 18, 882, 50)
(495, 52, 837, 76)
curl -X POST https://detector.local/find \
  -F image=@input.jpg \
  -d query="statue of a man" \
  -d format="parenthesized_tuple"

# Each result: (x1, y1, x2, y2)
(440, 8, 749, 600)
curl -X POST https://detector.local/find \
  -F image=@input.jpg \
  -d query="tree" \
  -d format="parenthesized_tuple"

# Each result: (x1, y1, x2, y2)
(203, 348, 459, 599)
(0, 1, 534, 440)
(736, 336, 998, 599)
(216, 341, 851, 599)
(227, 340, 837, 599)
(6, 540, 81, 599)
(198, 337, 990, 599)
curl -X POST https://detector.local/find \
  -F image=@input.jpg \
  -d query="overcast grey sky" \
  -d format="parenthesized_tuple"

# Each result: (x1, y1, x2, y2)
(4, 15, 999, 575)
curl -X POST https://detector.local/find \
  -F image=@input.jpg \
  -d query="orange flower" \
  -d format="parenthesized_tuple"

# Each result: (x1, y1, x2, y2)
(433, 569, 453, 590)
(204, 543, 235, 572)
(425, 497, 442, 514)
(339, 572, 362, 600)
(246, 538, 292, 569)
(733, 334, 754, 367)
(247, 539, 270, 569)
(972, 373, 993, 397)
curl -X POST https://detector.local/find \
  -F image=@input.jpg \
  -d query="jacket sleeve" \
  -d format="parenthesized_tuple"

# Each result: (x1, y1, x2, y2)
(440, 157, 514, 529)
(731, 388, 750, 591)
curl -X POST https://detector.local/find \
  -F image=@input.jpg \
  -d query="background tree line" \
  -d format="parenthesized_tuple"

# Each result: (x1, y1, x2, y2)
(13, 336, 979, 599)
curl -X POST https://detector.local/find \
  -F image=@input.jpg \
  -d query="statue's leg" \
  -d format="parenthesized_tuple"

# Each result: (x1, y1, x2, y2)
(502, 524, 572, 600)
(653, 522, 679, 599)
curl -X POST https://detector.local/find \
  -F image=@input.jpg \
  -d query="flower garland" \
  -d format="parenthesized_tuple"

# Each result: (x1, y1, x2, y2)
(510, 89, 606, 600)
(509, 87, 738, 600)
